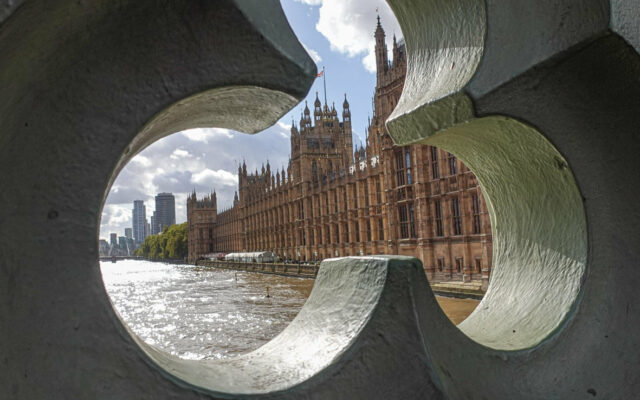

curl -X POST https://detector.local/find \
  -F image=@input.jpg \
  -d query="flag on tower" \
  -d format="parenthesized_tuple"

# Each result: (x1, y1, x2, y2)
(316, 70, 324, 78)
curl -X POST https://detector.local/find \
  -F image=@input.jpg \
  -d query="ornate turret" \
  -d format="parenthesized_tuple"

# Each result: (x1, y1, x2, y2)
(374, 15, 388, 82)
(342, 93, 351, 123)
(302, 101, 311, 128)
(392, 34, 399, 67)
(313, 92, 322, 121)
(304, 103, 310, 118)
(291, 120, 300, 156)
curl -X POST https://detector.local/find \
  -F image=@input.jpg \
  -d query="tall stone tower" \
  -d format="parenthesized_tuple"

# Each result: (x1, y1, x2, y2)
(289, 92, 353, 185)
(186, 190, 217, 262)
(374, 15, 388, 83)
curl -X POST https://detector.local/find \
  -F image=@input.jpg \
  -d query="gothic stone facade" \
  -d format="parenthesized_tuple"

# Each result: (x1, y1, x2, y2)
(188, 18, 493, 287)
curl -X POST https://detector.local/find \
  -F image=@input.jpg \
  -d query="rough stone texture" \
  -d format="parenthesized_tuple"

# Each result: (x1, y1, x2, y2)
(386, 0, 484, 142)
(0, 1, 315, 398)
(385, 0, 640, 398)
(469, 0, 610, 97)
(470, 33, 640, 399)
(611, 0, 640, 53)
(422, 117, 586, 351)
(0, 0, 24, 24)
(2, 0, 640, 399)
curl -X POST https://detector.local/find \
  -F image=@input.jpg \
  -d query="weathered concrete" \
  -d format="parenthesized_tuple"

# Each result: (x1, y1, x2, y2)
(2, 0, 640, 399)
(385, 0, 640, 398)
(422, 117, 587, 351)
(0, 1, 316, 398)
(611, 0, 640, 53)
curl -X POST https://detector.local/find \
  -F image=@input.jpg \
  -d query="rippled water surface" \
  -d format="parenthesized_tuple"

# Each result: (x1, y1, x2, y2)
(101, 260, 314, 360)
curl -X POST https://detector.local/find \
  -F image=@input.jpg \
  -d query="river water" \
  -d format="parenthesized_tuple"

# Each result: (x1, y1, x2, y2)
(101, 260, 478, 361)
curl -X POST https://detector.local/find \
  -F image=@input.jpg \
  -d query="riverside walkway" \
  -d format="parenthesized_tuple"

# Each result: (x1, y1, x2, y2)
(196, 260, 319, 279)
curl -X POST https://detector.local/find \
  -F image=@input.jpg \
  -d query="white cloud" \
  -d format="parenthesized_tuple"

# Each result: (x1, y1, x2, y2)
(102, 114, 291, 239)
(362, 48, 377, 74)
(276, 121, 292, 138)
(130, 155, 152, 167)
(315, 0, 402, 73)
(170, 148, 191, 160)
(191, 169, 239, 188)
(301, 42, 322, 63)
(293, 0, 322, 5)
(180, 128, 233, 143)
(100, 204, 133, 237)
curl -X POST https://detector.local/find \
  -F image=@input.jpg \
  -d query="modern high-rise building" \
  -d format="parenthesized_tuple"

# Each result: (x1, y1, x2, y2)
(124, 227, 132, 239)
(132, 200, 147, 244)
(154, 192, 176, 233)
(98, 239, 110, 257)
(150, 213, 157, 235)
(109, 233, 117, 247)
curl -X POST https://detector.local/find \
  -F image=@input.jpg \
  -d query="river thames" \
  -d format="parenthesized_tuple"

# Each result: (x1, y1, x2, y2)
(101, 260, 478, 360)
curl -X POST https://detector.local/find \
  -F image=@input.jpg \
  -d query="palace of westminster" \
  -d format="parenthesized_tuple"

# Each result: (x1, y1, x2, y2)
(188, 18, 493, 287)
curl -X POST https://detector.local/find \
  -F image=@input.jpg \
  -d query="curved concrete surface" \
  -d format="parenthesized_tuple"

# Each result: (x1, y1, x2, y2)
(385, 0, 640, 398)
(0, 1, 317, 398)
(2, 0, 640, 399)
(423, 117, 587, 351)
(385, 0, 484, 144)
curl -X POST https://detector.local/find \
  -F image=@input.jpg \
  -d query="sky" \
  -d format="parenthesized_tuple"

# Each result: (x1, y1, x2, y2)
(99, 0, 403, 240)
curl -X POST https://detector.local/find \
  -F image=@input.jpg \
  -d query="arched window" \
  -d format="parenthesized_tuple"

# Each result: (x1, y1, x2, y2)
(405, 149, 412, 184)
(448, 152, 457, 175)
(430, 146, 440, 179)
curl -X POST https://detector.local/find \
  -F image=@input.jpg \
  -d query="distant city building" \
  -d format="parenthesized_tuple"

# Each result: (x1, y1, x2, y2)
(109, 233, 117, 247)
(154, 192, 176, 233)
(126, 237, 135, 255)
(115, 236, 134, 256)
(99, 239, 110, 257)
(124, 228, 132, 239)
(187, 18, 493, 288)
(132, 200, 148, 244)
(150, 213, 157, 235)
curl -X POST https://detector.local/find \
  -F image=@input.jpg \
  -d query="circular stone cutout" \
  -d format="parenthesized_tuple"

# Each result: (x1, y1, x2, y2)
(420, 116, 587, 351)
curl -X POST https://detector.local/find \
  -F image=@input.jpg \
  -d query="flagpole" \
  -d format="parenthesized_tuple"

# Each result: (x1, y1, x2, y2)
(323, 66, 327, 106)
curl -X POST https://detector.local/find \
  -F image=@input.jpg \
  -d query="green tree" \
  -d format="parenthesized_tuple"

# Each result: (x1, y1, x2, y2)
(135, 222, 188, 260)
